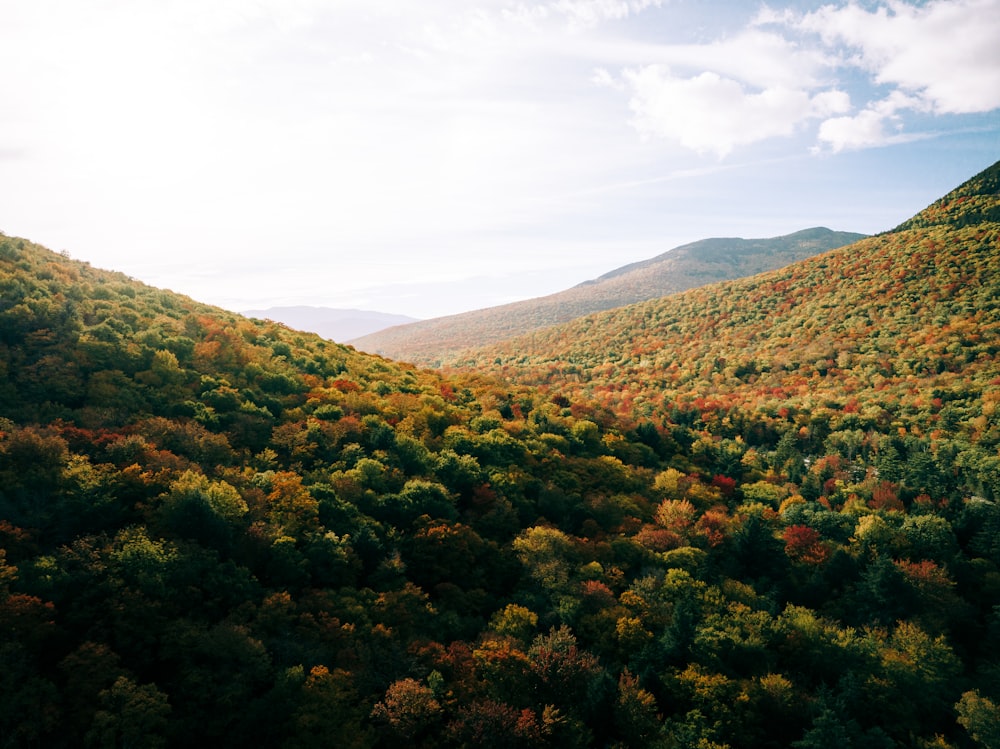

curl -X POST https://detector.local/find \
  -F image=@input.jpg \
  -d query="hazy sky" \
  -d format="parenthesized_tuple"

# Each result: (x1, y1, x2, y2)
(2, 0, 999, 319)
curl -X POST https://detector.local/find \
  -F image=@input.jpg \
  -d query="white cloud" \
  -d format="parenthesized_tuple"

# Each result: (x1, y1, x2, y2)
(817, 110, 890, 153)
(592, 66, 624, 90)
(607, 0, 1000, 156)
(504, 0, 666, 29)
(550, 0, 666, 27)
(816, 89, 930, 152)
(621, 65, 849, 157)
(812, 89, 854, 117)
(592, 25, 855, 156)
(797, 0, 1000, 114)
(658, 30, 833, 90)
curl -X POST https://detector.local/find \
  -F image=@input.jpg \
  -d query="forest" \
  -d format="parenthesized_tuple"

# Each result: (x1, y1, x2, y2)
(1, 160, 999, 748)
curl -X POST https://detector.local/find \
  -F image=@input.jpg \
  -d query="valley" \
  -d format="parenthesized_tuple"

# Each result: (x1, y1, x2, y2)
(0, 161, 998, 748)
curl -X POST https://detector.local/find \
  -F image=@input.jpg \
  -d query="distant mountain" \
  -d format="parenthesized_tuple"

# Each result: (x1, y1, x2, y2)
(242, 305, 419, 342)
(349, 227, 865, 364)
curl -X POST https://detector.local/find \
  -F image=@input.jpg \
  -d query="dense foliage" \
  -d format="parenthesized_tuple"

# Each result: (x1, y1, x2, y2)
(1, 161, 999, 748)
(352, 228, 864, 365)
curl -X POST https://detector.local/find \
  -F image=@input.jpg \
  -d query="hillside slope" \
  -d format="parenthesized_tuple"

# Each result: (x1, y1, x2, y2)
(457, 161, 1000, 447)
(0, 233, 675, 745)
(350, 228, 864, 364)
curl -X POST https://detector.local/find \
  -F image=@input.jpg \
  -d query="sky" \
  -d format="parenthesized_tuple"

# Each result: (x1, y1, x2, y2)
(1, 0, 999, 320)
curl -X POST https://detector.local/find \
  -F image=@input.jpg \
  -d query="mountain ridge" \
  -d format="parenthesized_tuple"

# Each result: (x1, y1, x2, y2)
(349, 227, 866, 364)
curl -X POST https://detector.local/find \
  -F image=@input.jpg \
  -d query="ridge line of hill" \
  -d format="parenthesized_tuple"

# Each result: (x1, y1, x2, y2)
(350, 226, 866, 365)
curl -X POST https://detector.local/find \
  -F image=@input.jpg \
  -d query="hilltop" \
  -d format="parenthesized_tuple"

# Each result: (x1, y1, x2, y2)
(2, 161, 1000, 748)
(350, 228, 865, 364)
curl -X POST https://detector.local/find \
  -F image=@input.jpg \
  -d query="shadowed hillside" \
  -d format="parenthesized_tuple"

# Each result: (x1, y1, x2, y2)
(351, 228, 865, 365)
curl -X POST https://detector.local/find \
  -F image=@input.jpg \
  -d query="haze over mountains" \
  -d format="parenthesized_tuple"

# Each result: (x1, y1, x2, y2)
(350, 227, 865, 364)
(242, 306, 419, 343)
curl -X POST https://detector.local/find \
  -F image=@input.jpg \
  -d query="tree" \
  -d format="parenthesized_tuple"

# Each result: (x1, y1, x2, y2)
(783, 525, 829, 566)
(371, 677, 443, 743)
(156, 470, 247, 550)
(85, 676, 171, 749)
(158, 620, 271, 742)
(615, 669, 662, 747)
(445, 700, 546, 749)
(489, 604, 539, 644)
(288, 665, 373, 749)
(527, 626, 609, 720)
(957, 690, 1000, 749)
(792, 706, 852, 749)
(0, 642, 61, 748)
(513, 526, 577, 617)
(0, 426, 69, 535)
(870, 621, 961, 738)
(58, 641, 125, 738)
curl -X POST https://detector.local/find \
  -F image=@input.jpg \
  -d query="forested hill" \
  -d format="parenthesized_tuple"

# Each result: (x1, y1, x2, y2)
(0, 234, 675, 746)
(3, 163, 1000, 749)
(456, 160, 1000, 441)
(350, 228, 864, 365)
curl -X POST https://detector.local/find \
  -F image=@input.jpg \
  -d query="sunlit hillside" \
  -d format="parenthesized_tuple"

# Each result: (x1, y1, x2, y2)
(457, 161, 1000, 472)
(351, 228, 864, 365)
